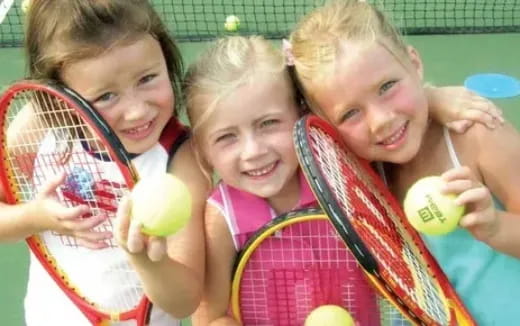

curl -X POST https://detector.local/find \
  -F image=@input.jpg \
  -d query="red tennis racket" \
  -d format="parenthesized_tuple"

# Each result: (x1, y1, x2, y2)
(0, 81, 151, 325)
(231, 208, 411, 326)
(293, 115, 475, 326)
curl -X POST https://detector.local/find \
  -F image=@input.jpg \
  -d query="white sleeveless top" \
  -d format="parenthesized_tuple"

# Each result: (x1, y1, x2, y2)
(24, 132, 180, 326)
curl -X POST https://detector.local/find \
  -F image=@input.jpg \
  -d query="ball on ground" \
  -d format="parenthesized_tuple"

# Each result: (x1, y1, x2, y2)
(305, 305, 355, 326)
(131, 173, 191, 237)
(224, 15, 240, 32)
(403, 176, 465, 236)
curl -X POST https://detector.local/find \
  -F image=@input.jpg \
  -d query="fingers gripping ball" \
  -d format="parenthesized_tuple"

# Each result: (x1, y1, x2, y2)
(305, 305, 355, 326)
(224, 15, 240, 32)
(131, 173, 192, 237)
(404, 176, 465, 236)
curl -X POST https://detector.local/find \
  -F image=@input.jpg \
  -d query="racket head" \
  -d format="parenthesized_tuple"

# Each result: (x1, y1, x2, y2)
(293, 115, 475, 326)
(231, 208, 413, 326)
(0, 81, 150, 324)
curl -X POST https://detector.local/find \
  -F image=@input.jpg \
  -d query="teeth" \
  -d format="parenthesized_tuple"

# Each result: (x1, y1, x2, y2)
(126, 121, 151, 134)
(381, 124, 405, 145)
(247, 163, 275, 176)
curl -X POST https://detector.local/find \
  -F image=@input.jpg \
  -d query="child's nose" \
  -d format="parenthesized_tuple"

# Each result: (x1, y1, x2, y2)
(367, 103, 395, 134)
(124, 96, 148, 121)
(241, 134, 267, 160)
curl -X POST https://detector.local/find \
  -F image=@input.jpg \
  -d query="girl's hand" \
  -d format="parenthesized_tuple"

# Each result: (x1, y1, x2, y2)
(427, 86, 504, 133)
(441, 167, 498, 241)
(31, 172, 111, 249)
(114, 196, 167, 262)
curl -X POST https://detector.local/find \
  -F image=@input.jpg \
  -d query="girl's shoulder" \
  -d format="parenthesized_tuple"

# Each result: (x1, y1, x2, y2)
(449, 121, 520, 165)
(451, 120, 516, 146)
(449, 122, 520, 206)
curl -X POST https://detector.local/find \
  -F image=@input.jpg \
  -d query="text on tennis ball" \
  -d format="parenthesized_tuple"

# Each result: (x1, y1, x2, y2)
(403, 176, 465, 236)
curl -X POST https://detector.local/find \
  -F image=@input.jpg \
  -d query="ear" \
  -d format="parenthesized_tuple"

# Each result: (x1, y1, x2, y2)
(406, 46, 424, 80)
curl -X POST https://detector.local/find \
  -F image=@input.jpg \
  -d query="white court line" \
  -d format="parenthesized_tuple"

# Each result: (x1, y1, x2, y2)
(0, 0, 15, 25)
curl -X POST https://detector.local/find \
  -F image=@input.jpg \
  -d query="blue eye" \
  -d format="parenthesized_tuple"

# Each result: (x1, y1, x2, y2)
(380, 80, 397, 95)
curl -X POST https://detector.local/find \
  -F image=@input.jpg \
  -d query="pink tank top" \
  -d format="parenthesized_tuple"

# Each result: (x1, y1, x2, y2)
(208, 170, 316, 250)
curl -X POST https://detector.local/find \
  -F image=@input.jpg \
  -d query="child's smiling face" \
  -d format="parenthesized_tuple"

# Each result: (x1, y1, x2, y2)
(310, 40, 429, 164)
(201, 75, 301, 202)
(61, 34, 174, 154)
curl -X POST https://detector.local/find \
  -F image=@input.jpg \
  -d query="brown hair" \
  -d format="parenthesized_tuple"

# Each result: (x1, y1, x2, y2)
(24, 0, 184, 115)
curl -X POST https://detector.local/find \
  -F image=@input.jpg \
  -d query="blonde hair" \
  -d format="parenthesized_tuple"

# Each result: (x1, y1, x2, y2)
(25, 0, 184, 115)
(183, 35, 297, 182)
(289, 0, 408, 107)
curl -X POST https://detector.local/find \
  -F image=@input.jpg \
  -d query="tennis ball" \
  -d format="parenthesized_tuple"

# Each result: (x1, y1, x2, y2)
(304, 305, 355, 326)
(131, 173, 191, 237)
(21, 0, 31, 13)
(403, 176, 465, 236)
(224, 15, 240, 32)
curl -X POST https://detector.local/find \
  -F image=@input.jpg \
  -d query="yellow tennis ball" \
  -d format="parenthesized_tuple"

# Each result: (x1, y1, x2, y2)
(21, 0, 31, 13)
(224, 15, 240, 32)
(305, 305, 355, 326)
(403, 176, 465, 236)
(131, 173, 191, 237)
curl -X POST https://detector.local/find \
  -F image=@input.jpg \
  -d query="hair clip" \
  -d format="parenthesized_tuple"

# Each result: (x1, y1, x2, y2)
(282, 39, 295, 66)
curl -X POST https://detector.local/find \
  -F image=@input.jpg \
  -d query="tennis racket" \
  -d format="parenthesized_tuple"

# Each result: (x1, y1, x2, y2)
(231, 208, 411, 326)
(293, 115, 475, 326)
(0, 81, 150, 325)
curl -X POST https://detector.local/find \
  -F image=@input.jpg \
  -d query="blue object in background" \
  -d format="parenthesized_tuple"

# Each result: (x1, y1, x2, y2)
(464, 73, 520, 99)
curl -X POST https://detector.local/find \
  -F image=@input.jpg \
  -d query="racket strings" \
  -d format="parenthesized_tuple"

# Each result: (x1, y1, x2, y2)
(237, 217, 405, 326)
(7, 90, 118, 246)
(3, 89, 143, 313)
(348, 160, 448, 320)
(309, 126, 449, 324)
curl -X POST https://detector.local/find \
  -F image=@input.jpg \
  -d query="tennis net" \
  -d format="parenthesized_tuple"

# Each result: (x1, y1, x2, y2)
(1, 0, 519, 47)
